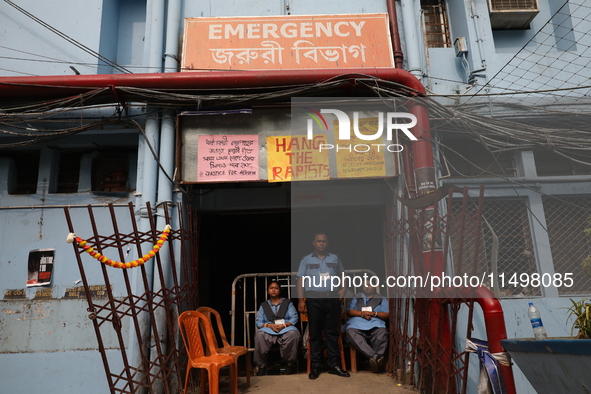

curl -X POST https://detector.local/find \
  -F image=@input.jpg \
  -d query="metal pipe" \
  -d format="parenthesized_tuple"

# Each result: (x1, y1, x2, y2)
(131, 0, 166, 384)
(459, 286, 517, 394)
(0, 68, 426, 99)
(400, 0, 423, 79)
(386, 0, 404, 68)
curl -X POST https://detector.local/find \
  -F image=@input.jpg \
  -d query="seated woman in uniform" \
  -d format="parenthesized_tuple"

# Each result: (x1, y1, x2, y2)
(253, 280, 301, 375)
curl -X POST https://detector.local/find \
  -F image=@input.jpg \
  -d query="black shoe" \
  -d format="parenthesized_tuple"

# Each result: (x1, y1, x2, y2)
(285, 363, 296, 375)
(309, 366, 321, 380)
(256, 364, 266, 376)
(328, 366, 350, 377)
(377, 356, 386, 371)
(369, 357, 380, 373)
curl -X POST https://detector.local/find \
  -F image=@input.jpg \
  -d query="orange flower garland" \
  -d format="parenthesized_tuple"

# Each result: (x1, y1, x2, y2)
(66, 224, 171, 269)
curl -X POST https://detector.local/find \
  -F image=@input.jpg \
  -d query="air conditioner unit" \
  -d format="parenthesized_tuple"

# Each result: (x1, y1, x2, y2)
(487, 0, 539, 30)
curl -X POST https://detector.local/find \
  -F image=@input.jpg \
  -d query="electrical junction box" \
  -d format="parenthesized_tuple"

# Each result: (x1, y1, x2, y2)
(454, 37, 468, 57)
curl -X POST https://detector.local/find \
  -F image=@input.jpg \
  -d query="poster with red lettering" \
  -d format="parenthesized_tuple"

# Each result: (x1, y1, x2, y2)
(266, 135, 330, 182)
(182, 14, 394, 71)
(197, 135, 259, 182)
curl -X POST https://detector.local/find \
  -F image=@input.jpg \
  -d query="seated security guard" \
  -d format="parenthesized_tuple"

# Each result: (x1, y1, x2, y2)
(254, 281, 301, 375)
(346, 284, 389, 373)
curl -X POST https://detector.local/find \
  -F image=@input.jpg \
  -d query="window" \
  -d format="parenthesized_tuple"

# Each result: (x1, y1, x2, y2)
(421, 0, 452, 48)
(56, 151, 85, 193)
(534, 149, 591, 177)
(543, 196, 591, 296)
(3, 151, 40, 194)
(91, 152, 131, 193)
(452, 198, 540, 297)
(441, 136, 516, 178)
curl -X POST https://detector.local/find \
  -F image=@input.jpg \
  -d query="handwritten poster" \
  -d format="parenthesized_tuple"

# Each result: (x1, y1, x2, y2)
(197, 135, 259, 182)
(182, 14, 394, 71)
(267, 135, 330, 182)
(334, 117, 386, 178)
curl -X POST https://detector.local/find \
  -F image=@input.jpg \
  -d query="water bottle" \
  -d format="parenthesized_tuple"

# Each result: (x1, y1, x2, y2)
(528, 302, 548, 339)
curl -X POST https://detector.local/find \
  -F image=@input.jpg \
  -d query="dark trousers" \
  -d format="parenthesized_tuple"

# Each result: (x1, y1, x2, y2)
(306, 297, 341, 368)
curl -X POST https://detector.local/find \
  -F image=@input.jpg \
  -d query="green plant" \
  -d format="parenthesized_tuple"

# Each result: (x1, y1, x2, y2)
(565, 298, 591, 339)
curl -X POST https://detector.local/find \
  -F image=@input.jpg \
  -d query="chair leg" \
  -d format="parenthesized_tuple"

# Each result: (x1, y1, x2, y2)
(338, 336, 347, 371)
(350, 346, 357, 372)
(245, 353, 251, 387)
(200, 369, 207, 394)
(232, 361, 239, 394)
(183, 365, 191, 394)
(208, 367, 220, 394)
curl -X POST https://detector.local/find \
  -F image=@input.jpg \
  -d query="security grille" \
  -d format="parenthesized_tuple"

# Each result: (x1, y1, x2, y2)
(421, 0, 452, 48)
(452, 198, 540, 297)
(543, 195, 591, 296)
(489, 0, 538, 11)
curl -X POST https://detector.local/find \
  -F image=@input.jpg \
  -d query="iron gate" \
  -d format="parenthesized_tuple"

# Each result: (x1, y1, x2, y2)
(385, 186, 515, 394)
(64, 202, 198, 394)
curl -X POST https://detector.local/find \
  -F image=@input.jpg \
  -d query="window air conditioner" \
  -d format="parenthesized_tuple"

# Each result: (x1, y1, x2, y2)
(487, 0, 539, 30)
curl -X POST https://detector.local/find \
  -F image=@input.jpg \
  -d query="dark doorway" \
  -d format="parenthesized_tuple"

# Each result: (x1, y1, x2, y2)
(197, 210, 291, 317)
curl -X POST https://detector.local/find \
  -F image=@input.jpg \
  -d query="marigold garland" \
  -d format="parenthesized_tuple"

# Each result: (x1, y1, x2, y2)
(66, 224, 171, 269)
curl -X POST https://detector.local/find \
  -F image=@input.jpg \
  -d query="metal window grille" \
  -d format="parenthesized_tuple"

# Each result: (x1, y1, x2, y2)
(452, 198, 540, 297)
(421, 0, 452, 48)
(543, 195, 591, 296)
(489, 0, 538, 11)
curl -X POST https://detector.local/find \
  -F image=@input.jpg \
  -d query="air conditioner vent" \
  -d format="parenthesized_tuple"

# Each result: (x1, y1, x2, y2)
(489, 0, 538, 11)
(488, 0, 539, 30)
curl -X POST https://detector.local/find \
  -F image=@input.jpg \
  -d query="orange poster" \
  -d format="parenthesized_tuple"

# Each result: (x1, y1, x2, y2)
(182, 14, 394, 71)
(267, 135, 330, 182)
(334, 117, 387, 178)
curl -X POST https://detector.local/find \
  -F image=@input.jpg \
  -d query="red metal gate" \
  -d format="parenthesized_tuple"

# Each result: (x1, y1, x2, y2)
(64, 202, 198, 394)
(386, 186, 514, 394)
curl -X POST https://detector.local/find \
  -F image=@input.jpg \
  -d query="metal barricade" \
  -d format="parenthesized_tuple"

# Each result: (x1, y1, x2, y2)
(230, 269, 379, 348)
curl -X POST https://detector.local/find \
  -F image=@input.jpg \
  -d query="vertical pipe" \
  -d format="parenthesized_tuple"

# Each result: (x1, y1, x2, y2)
(131, 0, 166, 383)
(400, 0, 423, 80)
(386, 0, 404, 68)
(152, 0, 181, 391)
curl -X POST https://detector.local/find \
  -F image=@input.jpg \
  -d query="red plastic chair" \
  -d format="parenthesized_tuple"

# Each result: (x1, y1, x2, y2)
(197, 306, 251, 386)
(178, 310, 238, 394)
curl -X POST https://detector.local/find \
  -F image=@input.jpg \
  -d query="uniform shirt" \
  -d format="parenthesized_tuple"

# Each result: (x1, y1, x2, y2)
(256, 298, 299, 336)
(346, 293, 389, 331)
(297, 252, 345, 292)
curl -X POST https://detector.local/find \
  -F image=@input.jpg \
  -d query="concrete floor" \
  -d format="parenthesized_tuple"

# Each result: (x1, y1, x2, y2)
(201, 370, 419, 393)
(243, 372, 418, 393)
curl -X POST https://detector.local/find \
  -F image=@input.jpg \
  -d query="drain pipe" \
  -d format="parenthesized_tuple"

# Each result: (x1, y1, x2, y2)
(399, 0, 423, 80)
(156, 0, 180, 291)
(130, 0, 166, 384)
(386, 0, 404, 68)
(150, 0, 181, 387)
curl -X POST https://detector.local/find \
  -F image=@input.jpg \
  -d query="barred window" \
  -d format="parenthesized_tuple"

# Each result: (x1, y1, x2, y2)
(451, 198, 540, 298)
(543, 196, 591, 296)
(421, 0, 452, 48)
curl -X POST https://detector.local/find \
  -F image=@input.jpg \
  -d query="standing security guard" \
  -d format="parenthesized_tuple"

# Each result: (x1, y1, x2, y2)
(297, 232, 350, 380)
